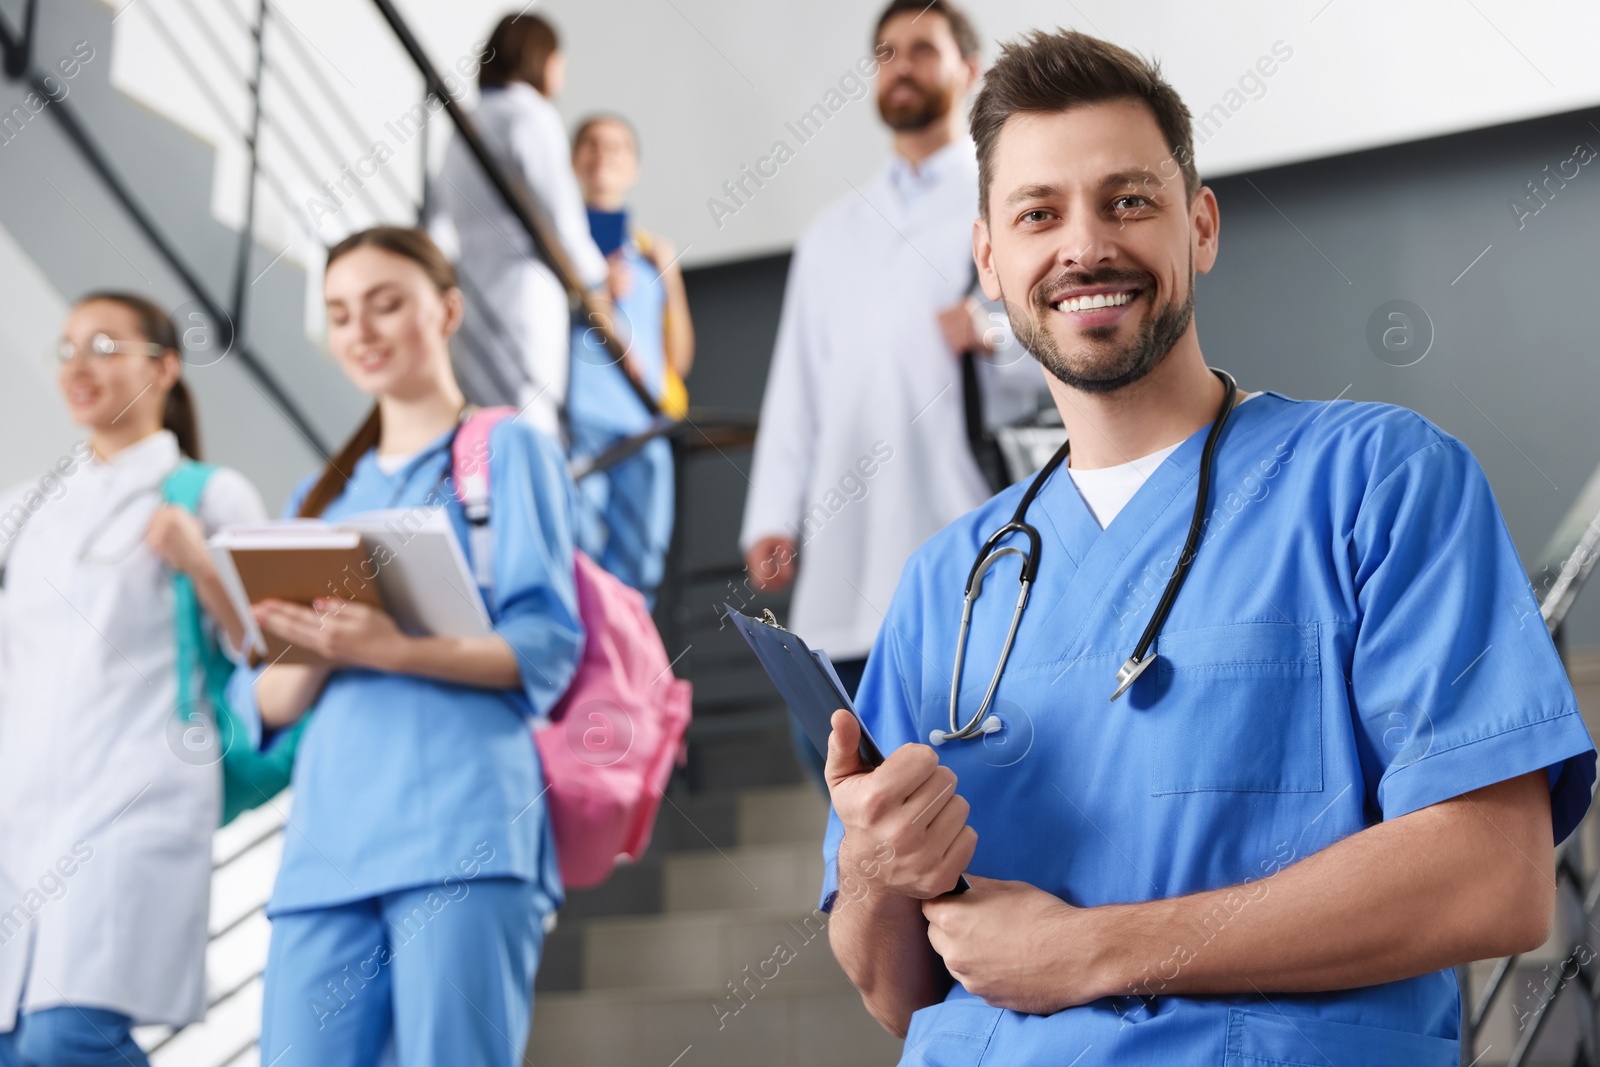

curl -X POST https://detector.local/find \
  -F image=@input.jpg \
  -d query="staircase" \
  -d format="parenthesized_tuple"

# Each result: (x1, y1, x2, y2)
(8, 0, 1600, 1065)
(530, 719, 904, 1067)
(0, 0, 369, 505)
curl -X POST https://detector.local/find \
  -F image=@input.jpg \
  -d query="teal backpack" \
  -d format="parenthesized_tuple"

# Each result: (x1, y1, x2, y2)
(164, 461, 307, 825)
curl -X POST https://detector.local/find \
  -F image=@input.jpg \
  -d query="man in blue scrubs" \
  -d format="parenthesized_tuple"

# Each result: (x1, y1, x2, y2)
(819, 29, 1597, 1066)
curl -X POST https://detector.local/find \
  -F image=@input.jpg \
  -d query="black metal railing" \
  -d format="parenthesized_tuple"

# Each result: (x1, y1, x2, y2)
(1456, 462, 1600, 1066)
(2, 0, 735, 1059)
(0, 0, 332, 454)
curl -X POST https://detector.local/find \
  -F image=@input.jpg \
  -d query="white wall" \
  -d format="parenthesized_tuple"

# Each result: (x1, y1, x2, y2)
(106, 0, 1600, 267)
(0, 223, 80, 491)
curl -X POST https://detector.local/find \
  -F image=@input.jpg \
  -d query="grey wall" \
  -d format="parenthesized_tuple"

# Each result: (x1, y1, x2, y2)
(1200, 103, 1600, 649)
(679, 103, 1600, 650)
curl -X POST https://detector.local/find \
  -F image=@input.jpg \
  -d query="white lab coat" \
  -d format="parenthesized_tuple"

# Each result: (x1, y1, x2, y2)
(0, 431, 266, 1029)
(740, 141, 1047, 660)
(435, 82, 608, 440)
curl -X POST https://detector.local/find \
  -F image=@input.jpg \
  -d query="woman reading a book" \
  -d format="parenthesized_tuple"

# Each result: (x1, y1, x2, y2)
(231, 226, 583, 1067)
(0, 293, 268, 1067)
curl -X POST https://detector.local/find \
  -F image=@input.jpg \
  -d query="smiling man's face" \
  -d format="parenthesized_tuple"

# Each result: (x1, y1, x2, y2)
(976, 97, 1219, 394)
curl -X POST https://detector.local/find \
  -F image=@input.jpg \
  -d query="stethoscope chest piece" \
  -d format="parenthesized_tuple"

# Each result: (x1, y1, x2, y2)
(1111, 651, 1158, 702)
(929, 714, 1003, 747)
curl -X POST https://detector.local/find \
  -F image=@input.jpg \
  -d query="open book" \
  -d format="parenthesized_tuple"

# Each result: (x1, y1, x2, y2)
(211, 508, 491, 665)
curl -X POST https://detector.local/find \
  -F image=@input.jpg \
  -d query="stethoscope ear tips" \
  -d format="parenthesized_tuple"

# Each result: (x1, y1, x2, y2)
(979, 715, 1004, 735)
(929, 729, 949, 747)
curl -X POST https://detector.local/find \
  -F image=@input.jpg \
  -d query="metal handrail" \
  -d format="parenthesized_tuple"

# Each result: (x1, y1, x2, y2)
(39, 87, 330, 452)
(5, 0, 730, 1059)
(165, 0, 398, 225)
(229, 0, 267, 351)
(225, 0, 417, 215)
(0, 0, 38, 78)
(1456, 476, 1600, 1063)
(128, 0, 306, 231)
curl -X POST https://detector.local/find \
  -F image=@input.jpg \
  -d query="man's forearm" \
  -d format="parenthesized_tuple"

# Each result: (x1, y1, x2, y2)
(1090, 772, 1555, 1001)
(829, 836, 950, 1036)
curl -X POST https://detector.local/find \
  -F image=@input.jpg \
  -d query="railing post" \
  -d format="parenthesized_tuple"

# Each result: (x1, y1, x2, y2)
(417, 95, 430, 225)
(0, 0, 39, 79)
(230, 0, 268, 349)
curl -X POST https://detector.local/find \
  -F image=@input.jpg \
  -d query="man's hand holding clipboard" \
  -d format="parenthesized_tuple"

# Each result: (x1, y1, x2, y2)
(724, 606, 972, 897)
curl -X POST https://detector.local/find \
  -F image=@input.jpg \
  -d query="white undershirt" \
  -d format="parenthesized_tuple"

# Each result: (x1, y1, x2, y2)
(1067, 392, 1259, 529)
(374, 450, 420, 475)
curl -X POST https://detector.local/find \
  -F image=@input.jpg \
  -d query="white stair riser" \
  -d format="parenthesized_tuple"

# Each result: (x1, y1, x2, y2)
(663, 841, 825, 913)
(530, 984, 903, 1067)
(585, 911, 844, 992)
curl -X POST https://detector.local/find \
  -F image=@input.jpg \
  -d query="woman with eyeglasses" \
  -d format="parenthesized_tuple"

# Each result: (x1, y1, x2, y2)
(0, 292, 266, 1067)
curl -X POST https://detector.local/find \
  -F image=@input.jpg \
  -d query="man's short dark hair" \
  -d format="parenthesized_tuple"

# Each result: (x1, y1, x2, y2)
(873, 0, 980, 61)
(970, 30, 1200, 219)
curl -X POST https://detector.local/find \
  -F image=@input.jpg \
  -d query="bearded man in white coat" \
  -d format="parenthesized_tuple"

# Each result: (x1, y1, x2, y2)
(740, 0, 1045, 788)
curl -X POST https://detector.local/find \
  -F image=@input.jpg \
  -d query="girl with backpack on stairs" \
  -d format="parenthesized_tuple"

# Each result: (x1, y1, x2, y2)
(0, 292, 269, 1067)
(235, 226, 584, 1067)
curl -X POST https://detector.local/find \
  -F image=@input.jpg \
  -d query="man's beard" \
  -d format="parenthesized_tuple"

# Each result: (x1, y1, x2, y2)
(877, 78, 953, 131)
(1005, 259, 1195, 395)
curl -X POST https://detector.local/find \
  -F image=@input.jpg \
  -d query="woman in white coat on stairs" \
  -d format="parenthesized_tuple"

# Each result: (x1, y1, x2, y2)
(435, 10, 610, 441)
(0, 293, 267, 1067)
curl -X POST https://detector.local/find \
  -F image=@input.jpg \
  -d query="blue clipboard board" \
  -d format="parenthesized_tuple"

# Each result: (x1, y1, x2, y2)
(724, 604, 969, 895)
(724, 604, 884, 768)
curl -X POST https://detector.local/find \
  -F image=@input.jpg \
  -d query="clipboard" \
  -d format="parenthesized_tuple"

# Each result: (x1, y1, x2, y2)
(725, 604, 969, 895)
(724, 604, 884, 768)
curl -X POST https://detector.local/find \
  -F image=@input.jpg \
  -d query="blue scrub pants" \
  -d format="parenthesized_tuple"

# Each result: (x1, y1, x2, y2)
(572, 431, 675, 606)
(791, 656, 868, 794)
(259, 878, 544, 1067)
(0, 1006, 148, 1067)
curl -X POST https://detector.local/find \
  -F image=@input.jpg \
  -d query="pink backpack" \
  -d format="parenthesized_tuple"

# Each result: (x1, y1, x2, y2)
(453, 407, 692, 888)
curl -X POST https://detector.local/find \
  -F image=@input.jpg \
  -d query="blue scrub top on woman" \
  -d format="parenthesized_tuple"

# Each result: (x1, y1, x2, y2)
(228, 417, 583, 919)
(566, 239, 675, 598)
(567, 239, 667, 438)
(819, 393, 1597, 1066)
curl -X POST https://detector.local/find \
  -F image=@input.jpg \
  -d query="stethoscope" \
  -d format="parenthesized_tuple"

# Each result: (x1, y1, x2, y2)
(933, 368, 1239, 746)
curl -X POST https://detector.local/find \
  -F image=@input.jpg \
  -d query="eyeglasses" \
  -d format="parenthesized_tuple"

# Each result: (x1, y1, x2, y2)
(54, 333, 167, 365)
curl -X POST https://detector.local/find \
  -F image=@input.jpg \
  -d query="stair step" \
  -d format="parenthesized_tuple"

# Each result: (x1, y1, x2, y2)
(685, 717, 807, 792)
(645, 786, 742, 855)
(738, 783, 832, 846)
(663, 841, 824, 914)
(529, 980, 904, 1067)
(583, 908, 842, 994)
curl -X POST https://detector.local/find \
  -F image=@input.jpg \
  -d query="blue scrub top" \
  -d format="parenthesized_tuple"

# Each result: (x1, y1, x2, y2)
(568, 240, 667, 437)
(230, 418, 584, 917)
(820, 393, 1596, 1065)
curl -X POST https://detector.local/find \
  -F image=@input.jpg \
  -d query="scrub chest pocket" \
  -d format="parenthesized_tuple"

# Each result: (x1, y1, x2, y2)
(1138, 621, 1324, 795)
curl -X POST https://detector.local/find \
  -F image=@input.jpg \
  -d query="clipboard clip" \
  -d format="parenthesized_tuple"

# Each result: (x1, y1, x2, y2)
(758, 609, 788, 631)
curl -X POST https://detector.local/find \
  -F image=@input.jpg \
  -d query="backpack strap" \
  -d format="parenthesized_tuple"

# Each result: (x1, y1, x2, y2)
(451, 406, 518, 592)
(161, 460, 308, 824)
(162, 459, 215, 513)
